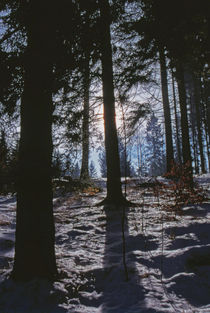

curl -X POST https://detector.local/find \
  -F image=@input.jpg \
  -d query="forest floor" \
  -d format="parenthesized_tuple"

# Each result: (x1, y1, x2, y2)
(0, 174, 210, 313)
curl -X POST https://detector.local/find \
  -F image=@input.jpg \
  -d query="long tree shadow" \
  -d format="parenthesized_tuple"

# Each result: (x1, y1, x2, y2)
(59, 201, 162, 312)
(98, 205, 156, 313)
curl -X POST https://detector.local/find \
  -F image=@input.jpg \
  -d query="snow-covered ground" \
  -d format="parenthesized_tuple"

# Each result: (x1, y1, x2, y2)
(0, 174, 210, 313)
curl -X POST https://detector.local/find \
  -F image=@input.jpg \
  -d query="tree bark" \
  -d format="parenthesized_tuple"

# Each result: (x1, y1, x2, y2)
(193, 74, 206, 173)
(12, 1, 57, 281)
(203, 70, 210, 171)
(80, 52, 90, 182)
(175, 63, 192, 172)
(207, 85, 210, 138)
(171, 71, 182, 164)
(159, 46, 174, 172)
(189, 96, 199, 174)
(98, 0, 124, 203)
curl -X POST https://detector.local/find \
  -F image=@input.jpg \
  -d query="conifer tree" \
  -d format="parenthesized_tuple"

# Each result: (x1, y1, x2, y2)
(0, 0, 74, 281)
(98, 0, 125, 204)
(159, 46, 174, 172)
(12, 0, 58, 281)
(145, 113, 165, 176)
(90, 160, 97, 178)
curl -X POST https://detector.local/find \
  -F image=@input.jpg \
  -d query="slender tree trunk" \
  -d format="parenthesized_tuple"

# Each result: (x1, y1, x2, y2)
(205, 129, 210, 171)
(171, 71, 182, 164)
(137, 132, 141, 175)
(203, 70, 210, 171)
(190, 97, 199, 174)
(159, 46, 174, 172)
(203, 93, 210, 171)
(207, 96, 210, 139)
(80, 52, 90, 182)
(175, 63, 192, 172)
(98, 0, 124, 203)
(205, 72, 210, 139)
(12, 2, 57, 281)
(193, 74, 206, 173)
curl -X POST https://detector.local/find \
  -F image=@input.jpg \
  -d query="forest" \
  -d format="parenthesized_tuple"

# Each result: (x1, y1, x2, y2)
(0, 0, 210, 312)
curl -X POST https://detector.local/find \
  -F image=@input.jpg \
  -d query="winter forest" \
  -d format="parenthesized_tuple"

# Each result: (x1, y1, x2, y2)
(0, 0, 210, 312)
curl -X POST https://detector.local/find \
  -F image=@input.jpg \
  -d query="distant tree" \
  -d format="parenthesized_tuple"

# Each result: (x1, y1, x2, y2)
(145, 113, 165, 176)
(8, 141, 19, 179)
(72, 162, 80, 179)
(52, 150, 63, 178)
(133, 131, 148, 177)
(118, 138, 134, 178)
(98, 148, 107, 178)
(89, 160, 97, 178)
(0, 130, 9, 192)
(0, 130, 8, 174)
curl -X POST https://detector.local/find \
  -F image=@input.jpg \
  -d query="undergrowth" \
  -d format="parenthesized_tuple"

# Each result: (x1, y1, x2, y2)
(162, 162, 206, 213)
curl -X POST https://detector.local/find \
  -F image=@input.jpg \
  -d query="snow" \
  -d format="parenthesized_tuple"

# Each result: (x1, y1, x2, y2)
(0, 175, 210, 313)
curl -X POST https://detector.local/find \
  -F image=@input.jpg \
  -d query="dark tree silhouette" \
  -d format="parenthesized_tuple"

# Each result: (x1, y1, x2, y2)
(159, 45, 174, 172)
(79, 7, 92, 182)
(12, 1, 58, 281)
(171, 70, 182, 164)
(98, 0, 125, 204)
(175, 63, 192, 171)
(80, 51, 91, 182)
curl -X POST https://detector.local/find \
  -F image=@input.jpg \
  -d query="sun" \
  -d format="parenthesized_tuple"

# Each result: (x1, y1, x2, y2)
(93, 102, 124, 135)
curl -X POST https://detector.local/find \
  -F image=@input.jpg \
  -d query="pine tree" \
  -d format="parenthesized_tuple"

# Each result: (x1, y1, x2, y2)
(98, 148, 107, 178)
(118, 137, 133, 178)
(0, 0, 76, 281)
(0, 130, 9, 192)
(8, 0, 67, 281)
(89, 160, 97, 178)
(145, 113, 165, 176)
(0, 130, 8, 172)
(52, 150, 63, 178)
(159, 46, 174, 172)
(72, 162, 80, 179)
(98, 0, 125, 204)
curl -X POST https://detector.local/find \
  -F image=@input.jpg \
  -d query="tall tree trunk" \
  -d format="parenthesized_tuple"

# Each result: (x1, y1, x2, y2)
(203, 70, 210, 171)
(193, 74, 206, 173)
(204, 128, 210, 172)
(205, 70, 210, 139)
(98, 0, 124, 203)
(137, 132, 141, 175)
(190, 96, 199, 174)
(207, 94, 210, 139)
(80, 52, 90, 182)
(159, 46, 174, 172)
(171, 71, 182, 164)
(175, 63, 192, 173)
(12, 2, 57, 281)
